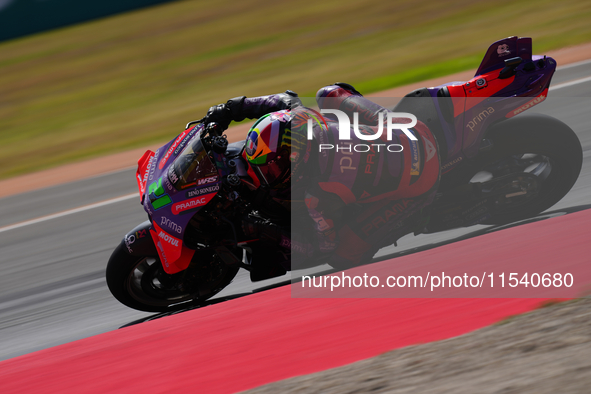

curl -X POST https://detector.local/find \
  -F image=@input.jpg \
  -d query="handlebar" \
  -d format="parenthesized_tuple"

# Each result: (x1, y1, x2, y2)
(185, 119, 202, 129)
(185, 119, 226, 138)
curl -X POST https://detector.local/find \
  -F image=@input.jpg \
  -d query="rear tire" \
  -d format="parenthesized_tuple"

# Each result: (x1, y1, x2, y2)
(476, 114, 582, 224)
(106, 243, 240, 312)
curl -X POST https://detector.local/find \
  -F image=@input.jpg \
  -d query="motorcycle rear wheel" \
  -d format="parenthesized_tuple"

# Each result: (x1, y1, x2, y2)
(473, 113, 583, 224)
(106, 243, 240, 312)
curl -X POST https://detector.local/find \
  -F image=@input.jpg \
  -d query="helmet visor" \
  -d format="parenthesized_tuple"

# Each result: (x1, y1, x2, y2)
(253, 155, 290, 187)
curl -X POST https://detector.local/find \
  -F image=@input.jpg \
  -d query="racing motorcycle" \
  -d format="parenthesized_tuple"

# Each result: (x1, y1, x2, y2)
(106, 36, 583, 312)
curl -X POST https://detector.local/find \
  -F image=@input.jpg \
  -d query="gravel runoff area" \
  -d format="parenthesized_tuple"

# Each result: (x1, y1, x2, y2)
(244, 297, 591, 394)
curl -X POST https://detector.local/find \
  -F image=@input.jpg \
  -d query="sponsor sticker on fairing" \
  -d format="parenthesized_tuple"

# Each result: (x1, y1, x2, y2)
(136, 150, 156, 199)
(159, 128, 198, 170)
(186, 184, 220, 198)
(168, 166, 179, 184)
(123, 228, 148, 253)
(497, 43, 511, 57)
(506, 89, 548, 118)
(198, 176, 218, 185)
(467, 107, 495, 131)
(158, 230, 179, 247)
(150, 222, 183, 270)
(159, 131, 187, 170)
(174, 127, 198, 155)
(172, 193, 216, 215)
(148, 149, 160, 181)
(164, 175, 174, 191)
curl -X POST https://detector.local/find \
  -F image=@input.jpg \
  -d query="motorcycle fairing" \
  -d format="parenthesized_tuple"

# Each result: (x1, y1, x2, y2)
(475, 36, 532, 77)
(123, 220, 157, 256)
(136, 150, 156, 201)
(157, 126, 199, 171)
(136, 125, 223, 274)
(505, 88, 548, 119)
(149, 221, 196, 273)
(426, 36, 556, 165)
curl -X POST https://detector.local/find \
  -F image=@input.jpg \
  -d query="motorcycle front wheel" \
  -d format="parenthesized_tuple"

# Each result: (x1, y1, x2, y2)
(106, 243, 240, 312)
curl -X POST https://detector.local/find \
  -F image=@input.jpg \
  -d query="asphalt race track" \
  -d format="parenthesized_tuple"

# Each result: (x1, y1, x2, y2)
(0, 60, 590, 362)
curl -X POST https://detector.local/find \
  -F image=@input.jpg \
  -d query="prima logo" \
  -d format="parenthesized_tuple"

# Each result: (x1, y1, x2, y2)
(467, 107, 495, 132)
(160, 217, 182, 234)
(307, 109, 417, 152)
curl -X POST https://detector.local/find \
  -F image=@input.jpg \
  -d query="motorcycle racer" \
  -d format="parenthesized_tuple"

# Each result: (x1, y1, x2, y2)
(201, 83, 440, 272)
(108, 37, 583, 312)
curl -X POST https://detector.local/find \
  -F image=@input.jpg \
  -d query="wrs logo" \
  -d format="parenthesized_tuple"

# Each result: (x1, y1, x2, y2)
(198, 176, 218, 185)
(307, 109, 417, 152)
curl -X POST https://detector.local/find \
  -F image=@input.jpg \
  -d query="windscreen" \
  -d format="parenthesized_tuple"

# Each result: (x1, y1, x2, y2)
(169, 132, 217, 190)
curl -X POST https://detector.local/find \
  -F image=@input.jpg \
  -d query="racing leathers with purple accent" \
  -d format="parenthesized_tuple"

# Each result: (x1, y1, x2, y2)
(293, 84, 440, 267)
(202, 90, 300, 129)
(209, 84, 440, 268)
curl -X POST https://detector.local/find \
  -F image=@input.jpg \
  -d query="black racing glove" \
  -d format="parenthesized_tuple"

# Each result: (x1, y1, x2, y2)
(334, 82, 362, 96)
(202, 104, 233, 130)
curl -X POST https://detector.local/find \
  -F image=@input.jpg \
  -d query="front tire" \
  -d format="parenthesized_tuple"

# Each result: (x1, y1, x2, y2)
(106, 243, 240, 312)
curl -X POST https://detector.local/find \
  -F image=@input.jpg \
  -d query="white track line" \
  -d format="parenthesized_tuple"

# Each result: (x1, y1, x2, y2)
(549, 75, 591, 91)
(0, 193, 138, 234)
(557, 58, 591, 70)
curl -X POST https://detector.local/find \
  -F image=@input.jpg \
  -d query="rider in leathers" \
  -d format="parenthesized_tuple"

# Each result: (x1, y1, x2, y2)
(202, 83, 440, 276)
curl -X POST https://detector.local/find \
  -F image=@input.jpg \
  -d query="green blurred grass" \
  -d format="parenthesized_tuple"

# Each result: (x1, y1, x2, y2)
(1, 0, 590, 179)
